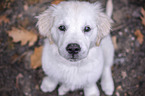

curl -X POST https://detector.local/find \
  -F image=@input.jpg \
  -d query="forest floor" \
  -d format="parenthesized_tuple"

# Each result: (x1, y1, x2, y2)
(0, 0, 145, 96)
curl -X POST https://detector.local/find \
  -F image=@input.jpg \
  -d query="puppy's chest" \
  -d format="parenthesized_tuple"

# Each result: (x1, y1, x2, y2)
(48, 60, 103, 87)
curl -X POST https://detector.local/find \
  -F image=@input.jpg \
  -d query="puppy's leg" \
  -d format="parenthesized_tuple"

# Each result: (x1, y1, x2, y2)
(101, 35, 114, 95)
(40, 76, 58, 92)
(58, 84, 69, 96)
(101, 67, 114, 95)
(84, 84, 100, 96)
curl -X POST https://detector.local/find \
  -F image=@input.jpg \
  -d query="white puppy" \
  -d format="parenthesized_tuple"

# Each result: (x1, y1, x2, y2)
(37, 1, 114, 96)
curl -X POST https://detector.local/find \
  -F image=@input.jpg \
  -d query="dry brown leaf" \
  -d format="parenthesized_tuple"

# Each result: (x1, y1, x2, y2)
(30, 46, 43, 69)
(134, 29, 144, 45)
(8, 27, 38, 46)
(112, 36, 118, 50)
(51, 0, 64, 5)
(0, 15, 10, 25)
(141, 8, 145, 26)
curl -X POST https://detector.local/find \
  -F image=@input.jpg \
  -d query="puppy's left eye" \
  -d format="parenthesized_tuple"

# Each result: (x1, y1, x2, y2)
(58, 25, 66, 31)
(84, 26, 91, 32)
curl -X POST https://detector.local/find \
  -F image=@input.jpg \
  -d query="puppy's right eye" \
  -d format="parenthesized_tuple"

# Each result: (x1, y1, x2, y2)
(58, 25, 66, 31)
(84, 26, 91, 32)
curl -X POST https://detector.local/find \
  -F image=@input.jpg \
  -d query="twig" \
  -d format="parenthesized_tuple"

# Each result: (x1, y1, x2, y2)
(112, 24, 126, 31)
(0, 66, 7, 69)
(12, 52, 28, 64)
(0, 87, 12, 91)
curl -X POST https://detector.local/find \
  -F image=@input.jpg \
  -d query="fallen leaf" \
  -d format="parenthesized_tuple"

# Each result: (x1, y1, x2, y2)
(30, 46, 43, 69)
(51, 0, 64, 5)
(134, 29, 144, 45)
(8, 27, 38, 46)
(112, 36, 118, 50)
(0, 15, 10, 25)
(121, 71, 127, 79)
(141, 8, 145, 26)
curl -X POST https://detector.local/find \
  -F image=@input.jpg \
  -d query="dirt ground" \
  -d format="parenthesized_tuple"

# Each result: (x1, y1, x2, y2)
(0, 0, 145, 96)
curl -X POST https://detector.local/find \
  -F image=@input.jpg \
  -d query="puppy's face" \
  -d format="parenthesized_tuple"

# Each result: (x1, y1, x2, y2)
(37, 1, 111, 62)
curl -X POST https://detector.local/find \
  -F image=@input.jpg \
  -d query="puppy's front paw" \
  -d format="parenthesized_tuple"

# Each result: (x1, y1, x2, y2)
(84, 84, 100, 96)
(58, 85, 69, 96)
(40, 77, 57, 93)
(101, 77, 114, 95)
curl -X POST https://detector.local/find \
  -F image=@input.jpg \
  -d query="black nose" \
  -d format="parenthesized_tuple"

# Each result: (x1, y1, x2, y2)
(66, 43, 81, 55)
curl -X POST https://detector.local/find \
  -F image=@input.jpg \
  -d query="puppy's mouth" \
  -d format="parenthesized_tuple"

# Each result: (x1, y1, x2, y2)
(68, 54, 79, 62)
(69, 59, 78, 62)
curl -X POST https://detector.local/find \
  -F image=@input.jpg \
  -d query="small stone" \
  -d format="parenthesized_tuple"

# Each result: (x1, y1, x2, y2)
(118, 53, 122, 57)
(114, 58, 125, 64)
(131, 37, 135, 41)
(116, 91, 120, 96)
(132, 7, 141, 18)
(35, 85, 39, 90)
(136, 85, 139, 88)
(124, 93, 127, 96)
(124, 28, 128, 33)
(29, 75, 32, 79)
(116, 85, 123, 91)
(119, 31, 123, 36)
(80, 91, 83, 95)
(135, 40, 140, 47)
(121, 71, 127, 79)
(137, 76, 142, 80)
(24, 4, 29, 11)
(126, 49, 130, 53)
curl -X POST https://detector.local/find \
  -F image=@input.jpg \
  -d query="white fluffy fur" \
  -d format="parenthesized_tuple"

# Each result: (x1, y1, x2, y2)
(37, 1, 114, 96)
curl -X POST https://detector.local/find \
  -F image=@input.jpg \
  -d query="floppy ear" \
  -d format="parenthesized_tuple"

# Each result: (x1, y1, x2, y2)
(96, 12, 111, 46)
(36, 6, 55, 44)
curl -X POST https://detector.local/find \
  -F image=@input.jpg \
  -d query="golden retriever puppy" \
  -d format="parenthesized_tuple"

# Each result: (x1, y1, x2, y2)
(37, 1, 114, 96)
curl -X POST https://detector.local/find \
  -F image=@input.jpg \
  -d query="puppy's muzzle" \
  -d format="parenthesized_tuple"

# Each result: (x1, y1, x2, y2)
(66, 43, 81, 55)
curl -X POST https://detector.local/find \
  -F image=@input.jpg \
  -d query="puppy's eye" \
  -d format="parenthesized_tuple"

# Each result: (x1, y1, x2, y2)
(58, 25, 66, 31)
(84, 26, 91, 32)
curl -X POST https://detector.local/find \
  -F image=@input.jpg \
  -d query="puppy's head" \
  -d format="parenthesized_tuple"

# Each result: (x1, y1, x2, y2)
(37, 1, 111, 62)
